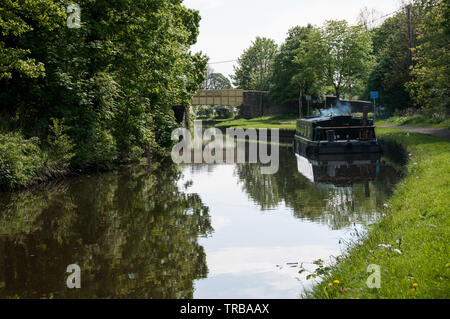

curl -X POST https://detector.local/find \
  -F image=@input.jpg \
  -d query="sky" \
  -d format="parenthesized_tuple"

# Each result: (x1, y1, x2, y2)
(183, 0, 404, 81)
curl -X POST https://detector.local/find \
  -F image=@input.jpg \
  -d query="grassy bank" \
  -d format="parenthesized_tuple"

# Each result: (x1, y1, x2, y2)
(376, 114, 450, 129)
(215, 113, 297, 130)
(305, 127, 450, 299)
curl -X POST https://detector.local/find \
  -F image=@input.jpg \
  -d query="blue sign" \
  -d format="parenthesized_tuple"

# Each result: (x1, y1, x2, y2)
(370, 91, 379, 99)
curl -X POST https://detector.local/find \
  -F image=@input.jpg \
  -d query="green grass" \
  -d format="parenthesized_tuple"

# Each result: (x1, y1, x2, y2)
(305, 127, 450, 299)
(215, 113, 298, 130)
(376, 114, 450, 130)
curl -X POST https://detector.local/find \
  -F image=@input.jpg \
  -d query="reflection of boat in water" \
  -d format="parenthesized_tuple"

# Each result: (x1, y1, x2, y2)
(293, 110, 381, 155)
(295, 152, 380, 197)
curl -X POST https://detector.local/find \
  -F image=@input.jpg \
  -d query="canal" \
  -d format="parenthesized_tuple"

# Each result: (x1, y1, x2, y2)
(0, 142, 403, 298)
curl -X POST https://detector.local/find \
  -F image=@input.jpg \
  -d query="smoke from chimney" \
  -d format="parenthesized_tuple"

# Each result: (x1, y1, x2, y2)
(319, 101, 351, 117)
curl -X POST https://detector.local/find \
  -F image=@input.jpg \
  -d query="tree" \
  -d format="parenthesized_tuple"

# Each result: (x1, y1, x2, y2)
(0, 0, 65, 80)
(407, 0, 449, 118)
(200, 66, 232, 89)
(232, 37, 277, 91)
(297, 20, 372, 98)
(366, 12, 413, 113)
(269, 25, 321, 106)
(308, 20, 373, 99)
(208, 73, 232, 90)
(0, 0, 207, 167)
(291, 26, 326, 111)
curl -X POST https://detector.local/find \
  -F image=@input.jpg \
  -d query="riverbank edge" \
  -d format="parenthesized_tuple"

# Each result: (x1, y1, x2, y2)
(304, 127, 450, 299)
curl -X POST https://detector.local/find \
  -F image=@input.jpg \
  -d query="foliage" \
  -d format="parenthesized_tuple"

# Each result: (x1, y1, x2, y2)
(269, 20, 373, 108)
(0, 0, 65, 79)
(214, 105, 235, 119)
(0, 0, 207, 181)
(45, 118, 75, 172)
(0, 119, 76, 189)
(0, 133, 44, 189)
(232, 37, 278, 91)
(406, 0, 449, 118)
(194, 105, 236, 119)
(269, 25, 321, 105)
(200, 66, 232, 90)
(195, 105, 215, 118)
(312, 20, 373, 99)
(291, 26, 327, 103)
(366, 12, 413, 114)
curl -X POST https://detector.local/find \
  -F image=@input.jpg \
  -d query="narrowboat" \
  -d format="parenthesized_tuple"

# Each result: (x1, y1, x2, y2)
(293, 110, 381, 156)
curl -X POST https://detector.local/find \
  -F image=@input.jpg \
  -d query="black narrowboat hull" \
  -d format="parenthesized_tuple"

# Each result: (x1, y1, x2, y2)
(294, 134, 381, 156)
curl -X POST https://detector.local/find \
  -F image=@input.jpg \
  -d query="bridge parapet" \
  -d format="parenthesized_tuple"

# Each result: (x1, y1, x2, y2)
(191, 89, 244, 107)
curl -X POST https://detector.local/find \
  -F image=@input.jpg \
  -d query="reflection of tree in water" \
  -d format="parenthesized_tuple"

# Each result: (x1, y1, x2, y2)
(236, 147, 398, 229)
(0, 158, 212, 298)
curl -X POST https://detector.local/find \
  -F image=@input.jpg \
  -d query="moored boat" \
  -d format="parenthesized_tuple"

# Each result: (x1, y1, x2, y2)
(293, 109, 381, 156)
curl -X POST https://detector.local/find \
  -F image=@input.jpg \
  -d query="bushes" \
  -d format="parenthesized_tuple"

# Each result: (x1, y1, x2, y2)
(215, 106, 236, 119)
(45, 118, 75, 174)
(73, 125, 118, 170)
(195, 105, 215, 118)
(0, 134, 45, 189)
(194, 105, 237, 119)
(0, 119, 76, 189)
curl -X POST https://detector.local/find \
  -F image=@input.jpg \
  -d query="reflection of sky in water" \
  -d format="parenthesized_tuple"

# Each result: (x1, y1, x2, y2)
(179, 164, 358, 299)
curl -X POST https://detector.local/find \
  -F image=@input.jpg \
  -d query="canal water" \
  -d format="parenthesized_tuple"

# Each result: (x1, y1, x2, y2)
(0, 142, 403, 298)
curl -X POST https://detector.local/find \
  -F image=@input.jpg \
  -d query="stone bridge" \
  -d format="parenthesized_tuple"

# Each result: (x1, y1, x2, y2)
(190, 89, 294, 119)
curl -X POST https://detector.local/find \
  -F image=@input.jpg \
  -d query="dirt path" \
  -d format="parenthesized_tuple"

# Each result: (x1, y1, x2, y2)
(378, 125, 450, 139)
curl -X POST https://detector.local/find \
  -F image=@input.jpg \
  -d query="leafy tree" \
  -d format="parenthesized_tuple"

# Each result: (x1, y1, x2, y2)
(232, 37, 277, 91)
(366, 11, 413, 113)
(0, 0, 207, 173)
(291, 26, 327, 111)
(209, 73, 232, 89)
(0, 0, 65, 80)
(200, 66, 232, 89)
(407, 0, 449, 118)
(269, 25, 320, 106)
(313, 20, 373, 99)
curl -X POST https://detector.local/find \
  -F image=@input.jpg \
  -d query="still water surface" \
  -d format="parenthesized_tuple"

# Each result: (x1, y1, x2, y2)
(0, 143, 402, 298)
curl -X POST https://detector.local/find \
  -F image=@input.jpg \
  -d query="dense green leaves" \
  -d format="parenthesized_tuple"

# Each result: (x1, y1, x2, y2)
(318, 20, 373, 99)
(269, 21, 372, 109)
(407, 0, 449, 118)
(366, 12, 412, 113)
(232, 37, 277, 91)
(200, 66, 232, 90)
(0, 0, 65, 79)
(0, 0, 207, 177)
(267, 1, 448, 118)
(269, 25, 318, 105)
